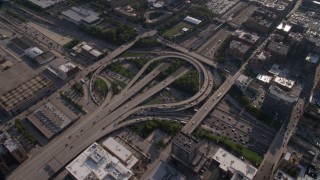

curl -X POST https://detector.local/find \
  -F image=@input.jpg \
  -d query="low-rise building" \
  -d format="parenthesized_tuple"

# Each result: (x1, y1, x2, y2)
(232, 30, 260, 45)
(266, 41, 289, 61)
(66, 142, 133, 180)
(27, 101, 78, 139)
(62, 7, 100, 25)
(28, 0, 64, 9)
(212, 148, 258, 180)
(11, 37, 34, 51)
(0, 75, 53, 116)
(229, 40, 251, 60)
(0, 130, 27, 163)
(46, 58, 79, 80)
(25, 47, 55, 64)
(102, 137, 138, 169)
(183, 16, 202, 25)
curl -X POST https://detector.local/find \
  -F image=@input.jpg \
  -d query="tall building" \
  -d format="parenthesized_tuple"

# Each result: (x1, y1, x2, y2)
(171, 132, 199, 166)
(266, 41, 289, 61)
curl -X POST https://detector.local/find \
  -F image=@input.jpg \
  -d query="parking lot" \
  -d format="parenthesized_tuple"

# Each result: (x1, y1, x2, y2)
(203, 99, 276, 154)
(206, 0, 240, 15)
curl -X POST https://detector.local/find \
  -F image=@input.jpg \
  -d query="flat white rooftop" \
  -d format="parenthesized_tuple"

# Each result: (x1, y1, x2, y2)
(212, 148, 257, 180)
(66, 142, 133, 180)
(277, 22, 292, 32)
(256, 74, 272, 83)
(28, 0, 64, 9)
(274, 76, 295, 89)
(102, 137, 138, 169)
(59, 62, 76, 73)
(184, 16, 202, 25)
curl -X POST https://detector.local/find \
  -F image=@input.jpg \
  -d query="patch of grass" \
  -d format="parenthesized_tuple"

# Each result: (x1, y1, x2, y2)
(114, 79, 127, 89)
(15, 119, 38, 145)
(71, 82, 84, 96)
(109, 63, 134, 79)
(146, 97, 163, 105)
(194, 128, 262, 167)
(63, 39, 80, 49)
(94, 78, 108, 96)
(129, 120, 183, 138)
(163, 22, 192, 39)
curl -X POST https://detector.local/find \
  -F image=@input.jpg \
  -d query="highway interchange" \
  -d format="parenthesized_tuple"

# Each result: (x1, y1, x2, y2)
(6, 0, 306, 178)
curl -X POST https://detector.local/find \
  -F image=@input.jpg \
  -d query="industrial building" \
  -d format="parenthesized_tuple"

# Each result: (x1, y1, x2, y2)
(46, 58, 79, 80)
(62, 7, 100, 25)
(27, 101, 78, 139)
(212, 148, 258, 180)
(102, 137, 138, 169)
(0, 75, 53, 116)
(66, 142, 133, 180)
(25, 47, 55, 65)
(28, 0, 64, 9)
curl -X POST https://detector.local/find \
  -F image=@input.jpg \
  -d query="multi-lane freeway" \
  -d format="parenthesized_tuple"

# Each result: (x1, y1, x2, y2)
(8, 48, 213, 179)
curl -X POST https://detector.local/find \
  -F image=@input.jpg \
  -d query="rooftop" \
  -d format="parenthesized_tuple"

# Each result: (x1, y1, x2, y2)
(62, 7, 100, 24)
(276, 22, 292, 32)
(305, 53, 319, 64)
(273, 76, 295, 89)
(256, 74, 272, 83)
(230, 40, 251, 53)
(66, 142, 133, 180)
(267, 41, 289, 56)
(274, 170, 295, 180)
(237, 74, 252, 86)
(4, 138, 19, 152)
(212, 148, 257, 180)
(184, 16, 202, 25)
(28, 0, 64, 9)
(268, 85, 298, 103)
(25, 47, 44, 59)
(102, 137, 138, 169)
(0, 74, 53, 111)
(27, 101, 78, 139)
(233, 30, 260, 44)
(172, 132, 198, 153)
(145, 161, 186, 180)
(0, 63, 36, 94)
(11, 37, 34, 51)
